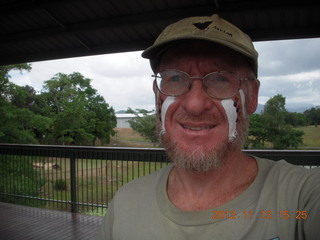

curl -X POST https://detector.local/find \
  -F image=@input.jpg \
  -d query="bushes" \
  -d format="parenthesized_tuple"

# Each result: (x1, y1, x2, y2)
(54, 179, 67, 191)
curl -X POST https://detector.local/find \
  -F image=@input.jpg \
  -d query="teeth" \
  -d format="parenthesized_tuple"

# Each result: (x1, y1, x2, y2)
(183, 125, 212, 131)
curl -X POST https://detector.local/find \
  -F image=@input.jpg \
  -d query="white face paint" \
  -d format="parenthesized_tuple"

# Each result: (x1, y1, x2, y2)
(239, 89, 246, 116)
(221, 99, 237, 142)
(161, 96, 176, 133)
(221, 89, 246, 142)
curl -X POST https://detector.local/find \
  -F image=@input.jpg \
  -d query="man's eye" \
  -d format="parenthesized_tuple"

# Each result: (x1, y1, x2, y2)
(214, 76, 227, 82)
(170, 75, 182, 82)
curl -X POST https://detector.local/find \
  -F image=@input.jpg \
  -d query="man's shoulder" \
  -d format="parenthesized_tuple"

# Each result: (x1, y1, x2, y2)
(257, 156, 319, 173)
(256, 156, 320, 187)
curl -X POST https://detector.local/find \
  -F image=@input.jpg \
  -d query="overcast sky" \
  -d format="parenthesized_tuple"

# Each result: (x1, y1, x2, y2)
(10, 38, 320, 112)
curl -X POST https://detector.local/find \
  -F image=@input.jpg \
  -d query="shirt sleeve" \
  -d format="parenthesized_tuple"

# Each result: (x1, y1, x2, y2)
(299, 168, 320, 239)
(95, 200, 115, 240)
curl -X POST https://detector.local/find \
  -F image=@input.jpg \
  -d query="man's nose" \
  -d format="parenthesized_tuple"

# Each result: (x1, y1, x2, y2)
(180, 79, 214, 115)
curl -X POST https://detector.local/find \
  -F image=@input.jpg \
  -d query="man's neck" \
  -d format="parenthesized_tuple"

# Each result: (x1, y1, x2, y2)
(166, 151, 258, 212)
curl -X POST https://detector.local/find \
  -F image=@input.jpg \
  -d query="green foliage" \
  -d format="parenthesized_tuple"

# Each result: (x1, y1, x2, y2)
(54, 179, 68, 191)
(304, 107, 320, 127)
(271, 125, 304, 149)
(38, 72, 116, 145)
(0, 70, 116, 145)
(0, 64, 53, 144)
(0, 155, 46, 207)
(248, 114, 268, 148)
(127, 108, 158, 143)
(248, 94, 304, 149)
(0, 63, 31, 98)
(7, 84, 37, 109)
(86, 95, 116, 145)
(285, 112, 308, 127)
(0, 98, 52, 144)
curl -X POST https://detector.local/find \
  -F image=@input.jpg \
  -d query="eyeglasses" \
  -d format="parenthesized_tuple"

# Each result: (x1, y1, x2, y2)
(153, 69, 251, 99)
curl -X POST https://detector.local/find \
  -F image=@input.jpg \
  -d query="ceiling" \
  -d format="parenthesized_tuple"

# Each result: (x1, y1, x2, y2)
(1, 0, 320, 66)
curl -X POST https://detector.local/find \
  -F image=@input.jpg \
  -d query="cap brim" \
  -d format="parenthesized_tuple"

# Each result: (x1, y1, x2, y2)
(142, 37, 258, 76)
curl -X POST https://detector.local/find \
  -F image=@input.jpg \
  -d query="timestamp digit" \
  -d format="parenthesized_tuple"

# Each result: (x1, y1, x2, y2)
(261, 210, 272, 219)
(279, 210, 290, 219)
(243, 210, 253, 219)
(229, 210, 236, 219)
(212, 211, 218, 219)
(296, 211, 308, 220)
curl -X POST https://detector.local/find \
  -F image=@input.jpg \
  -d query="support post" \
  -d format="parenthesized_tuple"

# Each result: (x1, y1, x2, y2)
(70, 154, 77, 213)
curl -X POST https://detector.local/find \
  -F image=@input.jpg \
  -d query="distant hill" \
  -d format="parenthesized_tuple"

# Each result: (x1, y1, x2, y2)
(254, 104, 264, 114)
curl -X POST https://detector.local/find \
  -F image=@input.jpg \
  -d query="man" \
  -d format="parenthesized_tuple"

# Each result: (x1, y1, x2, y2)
(96, 14, 320, 240)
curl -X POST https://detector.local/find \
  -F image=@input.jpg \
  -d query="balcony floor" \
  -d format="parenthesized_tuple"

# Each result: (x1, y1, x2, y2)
(0, 202, 103, 240)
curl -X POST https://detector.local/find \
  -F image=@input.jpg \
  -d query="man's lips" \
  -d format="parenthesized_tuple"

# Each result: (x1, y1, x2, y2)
(181, 123, 216, 131)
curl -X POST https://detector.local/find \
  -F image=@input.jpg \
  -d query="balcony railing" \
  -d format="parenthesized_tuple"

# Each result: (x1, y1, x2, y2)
(0, 144, 319, 214)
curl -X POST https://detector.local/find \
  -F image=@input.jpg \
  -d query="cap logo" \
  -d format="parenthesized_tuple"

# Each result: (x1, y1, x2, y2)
(193, 21, 212, 30)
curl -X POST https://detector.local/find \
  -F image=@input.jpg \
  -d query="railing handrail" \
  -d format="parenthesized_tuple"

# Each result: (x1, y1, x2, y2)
(1, 143, 319, 163)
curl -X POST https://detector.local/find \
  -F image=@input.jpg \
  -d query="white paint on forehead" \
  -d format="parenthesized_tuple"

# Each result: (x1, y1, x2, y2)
(221, 99, 237, 142)
(161, 96, 176, 132)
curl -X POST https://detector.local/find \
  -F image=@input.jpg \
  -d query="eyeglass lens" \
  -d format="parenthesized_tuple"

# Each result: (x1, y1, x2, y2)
(156, 70, 239, 99)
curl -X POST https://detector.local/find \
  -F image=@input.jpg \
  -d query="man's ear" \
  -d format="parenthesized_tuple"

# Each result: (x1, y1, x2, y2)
(247, 79, 260, 114)
(153, 80, 157, 94)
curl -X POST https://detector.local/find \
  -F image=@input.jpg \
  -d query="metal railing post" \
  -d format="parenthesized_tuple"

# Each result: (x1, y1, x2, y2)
(70, 153, 77, 213)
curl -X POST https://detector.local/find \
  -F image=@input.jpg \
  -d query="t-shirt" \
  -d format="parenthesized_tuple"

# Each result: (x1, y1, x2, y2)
(96, 157, 320, 240)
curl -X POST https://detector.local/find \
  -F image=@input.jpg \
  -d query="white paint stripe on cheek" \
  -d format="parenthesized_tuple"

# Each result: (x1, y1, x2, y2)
(221, 99, 237, 142)
(161, 96, 176, 133)
(239, 89, 246, 116)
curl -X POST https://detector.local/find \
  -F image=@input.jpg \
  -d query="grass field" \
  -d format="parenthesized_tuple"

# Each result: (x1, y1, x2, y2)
(297, 125, 320, 149)
(106, 128, 157, 148)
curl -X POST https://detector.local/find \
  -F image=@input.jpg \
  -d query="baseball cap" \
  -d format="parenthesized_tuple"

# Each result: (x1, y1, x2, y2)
(142, 14, 258, 76)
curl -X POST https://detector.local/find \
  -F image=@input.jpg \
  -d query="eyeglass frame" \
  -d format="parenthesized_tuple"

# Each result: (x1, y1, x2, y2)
(152, 69, 255, 100)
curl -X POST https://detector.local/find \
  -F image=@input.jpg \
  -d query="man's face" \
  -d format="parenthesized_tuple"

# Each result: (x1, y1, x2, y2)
(154, 43, 259, 172)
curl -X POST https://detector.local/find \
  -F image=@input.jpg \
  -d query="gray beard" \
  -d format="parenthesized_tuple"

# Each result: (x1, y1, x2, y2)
(158, 117, 249, 173)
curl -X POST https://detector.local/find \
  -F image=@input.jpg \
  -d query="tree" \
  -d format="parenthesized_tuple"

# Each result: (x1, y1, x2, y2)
(0, 99, 52, 144)
(247, 114, 268, 148)
(258, 94, 304, 149)
(127, 108, 158, 143)
(7, 84, 37, 110)
(0, 63, 31, 99)
(304, 107, 320, 127)
(39, 72, 116, 145)
(86, 95, 116, 145)
(0, 63, 52, 144)
(285, 112, 307, 127)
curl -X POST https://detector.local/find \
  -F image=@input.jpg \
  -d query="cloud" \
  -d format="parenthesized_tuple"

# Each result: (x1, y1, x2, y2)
(254, 38, 320, 76)
(258, 70, 320, 106)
